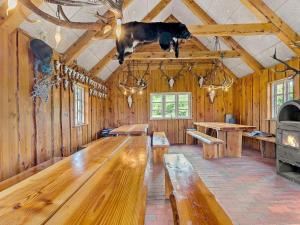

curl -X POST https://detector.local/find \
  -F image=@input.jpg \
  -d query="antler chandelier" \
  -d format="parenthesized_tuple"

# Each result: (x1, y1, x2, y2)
(119, 62, 149, 108)
(12, 0, 123, 31)
(189, 37, 233, 103)
(119, 62, 149, 96)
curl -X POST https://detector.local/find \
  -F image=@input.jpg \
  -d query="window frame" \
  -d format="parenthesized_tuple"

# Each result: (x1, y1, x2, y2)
(271, 78, 294, 119)
(74, 84, 88, 127)
(150, 92, 192, 120)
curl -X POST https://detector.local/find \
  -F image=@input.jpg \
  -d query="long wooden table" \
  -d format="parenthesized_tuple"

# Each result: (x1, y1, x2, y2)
(0, 136, 149, 225)
(194, 122, 255, 157)
(110, 124, 149, 136)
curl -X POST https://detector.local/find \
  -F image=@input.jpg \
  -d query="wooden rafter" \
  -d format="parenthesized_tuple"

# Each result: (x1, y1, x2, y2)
(182, 0, 264, 73)
(124, 50, 240, 60)
(188, 23, 278, 36)
(239, 0, 300, 55)
(89, 0, 172, 76)
(63, 0, 133, 64)
(0, 0, 43, 33)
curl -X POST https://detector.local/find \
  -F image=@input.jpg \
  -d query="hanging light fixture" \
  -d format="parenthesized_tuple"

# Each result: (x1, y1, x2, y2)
(55, 26, 62, 47)
(7, 0, 17, 14)
(116, 18, 122, 39)
(201, 37, 233, 103)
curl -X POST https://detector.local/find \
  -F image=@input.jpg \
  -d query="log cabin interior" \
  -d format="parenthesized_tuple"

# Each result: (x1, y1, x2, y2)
(1, 0, 300, 224)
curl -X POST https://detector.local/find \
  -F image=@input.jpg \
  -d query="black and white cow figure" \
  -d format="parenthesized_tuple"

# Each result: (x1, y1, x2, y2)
(116, 22, 191, 64)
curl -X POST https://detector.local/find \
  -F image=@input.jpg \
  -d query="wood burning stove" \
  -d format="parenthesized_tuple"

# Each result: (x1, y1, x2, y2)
(276, 100, 300, 184)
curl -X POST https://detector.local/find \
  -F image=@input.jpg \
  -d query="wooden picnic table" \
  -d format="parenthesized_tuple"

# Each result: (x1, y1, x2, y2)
(110, 124, 149, 136)
(194, 122, 255, 157)
(0, 136, 149, 225)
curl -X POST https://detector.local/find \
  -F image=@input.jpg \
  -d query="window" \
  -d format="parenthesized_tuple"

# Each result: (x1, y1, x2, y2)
(271, 78, 294, 118)
(74, 84, 86, 126)
(150, 92, 191, 119)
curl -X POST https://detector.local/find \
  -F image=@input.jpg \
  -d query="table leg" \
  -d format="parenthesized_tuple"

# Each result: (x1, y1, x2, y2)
(217, 131, 226, 158)
(226, 131, 243, 157)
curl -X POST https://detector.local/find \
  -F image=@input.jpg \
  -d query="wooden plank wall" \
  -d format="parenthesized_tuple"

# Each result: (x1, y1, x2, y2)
(233, 57, 300, 149)
(0, 30, 105, 181)
(105, 67, 234, 144)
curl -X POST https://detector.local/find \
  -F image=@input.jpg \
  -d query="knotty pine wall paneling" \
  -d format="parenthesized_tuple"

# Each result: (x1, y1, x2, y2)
(233, 57, 300, 149)
(0, 29, 105, 181)
(105, 68, 234, 144)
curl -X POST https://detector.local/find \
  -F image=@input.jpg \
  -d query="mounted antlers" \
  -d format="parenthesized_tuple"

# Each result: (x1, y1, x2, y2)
(188, 63, 207, 88)
(159, 62, 186, 89)
(272, 49, 300, 79)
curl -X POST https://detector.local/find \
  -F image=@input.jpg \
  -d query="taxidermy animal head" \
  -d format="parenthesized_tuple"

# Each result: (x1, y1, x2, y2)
(159, 63, 186, 89)
(116, 22, 191, 64)
(30, 39, 53, 77)
(208, 89, 216, 104)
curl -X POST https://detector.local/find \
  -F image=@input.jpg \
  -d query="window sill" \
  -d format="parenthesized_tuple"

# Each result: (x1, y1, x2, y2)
(265, 118, 277, 121)
(150, 117, 192, 121)
(74, 123, 89, 128)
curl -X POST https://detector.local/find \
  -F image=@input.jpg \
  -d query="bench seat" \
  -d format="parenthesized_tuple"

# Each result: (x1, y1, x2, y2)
(0, 157, 63, 192)
(152, 132, 170, 163)
(243, 132, 276, 158)
(164, 154, 233, 225)
(187, 131, 224, 159)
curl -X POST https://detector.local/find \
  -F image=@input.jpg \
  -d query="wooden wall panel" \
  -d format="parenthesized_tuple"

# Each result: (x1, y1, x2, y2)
(0, 29, 105, 181)
(105, 67, 234, 144)
(233, 57, 300, 149)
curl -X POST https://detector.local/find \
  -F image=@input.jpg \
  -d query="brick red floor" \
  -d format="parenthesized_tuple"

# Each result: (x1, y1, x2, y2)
(145, 145, 300, 225)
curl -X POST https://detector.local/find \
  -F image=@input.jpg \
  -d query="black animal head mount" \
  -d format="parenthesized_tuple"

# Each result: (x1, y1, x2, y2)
(116, 22, 191, 64)
(30, 39, 53, 77)
(159, 62, 186, 89)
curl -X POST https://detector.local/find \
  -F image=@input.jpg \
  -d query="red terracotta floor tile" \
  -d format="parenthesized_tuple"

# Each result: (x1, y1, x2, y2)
(145, 145, 300, 225)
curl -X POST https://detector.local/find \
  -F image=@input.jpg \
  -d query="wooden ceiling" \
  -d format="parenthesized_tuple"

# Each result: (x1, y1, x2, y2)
(0, 0, 299, 80)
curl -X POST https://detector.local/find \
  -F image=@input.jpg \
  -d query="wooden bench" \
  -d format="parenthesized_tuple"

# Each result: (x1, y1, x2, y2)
(152, 132, 170, 163)
(187, 130, 224, 159)
(0, 157, 63, 192)
(164, 154, 233, 225)
(242, 132, 276, 158)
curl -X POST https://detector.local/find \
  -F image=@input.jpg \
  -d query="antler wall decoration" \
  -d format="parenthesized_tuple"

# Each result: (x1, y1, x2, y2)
(119, 62, 150, 108)
(188, 64, 207, 88)
(271, 49, 300, 79)
(159, 62, 186, 89)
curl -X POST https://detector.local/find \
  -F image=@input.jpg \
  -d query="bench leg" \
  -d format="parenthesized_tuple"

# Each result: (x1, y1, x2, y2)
(203, 144, 219, 160)
(260, 141, 276, 159)
(153, 147, 169, 164)
(170, 193, 180, 225)
(165, 170, 173, 199)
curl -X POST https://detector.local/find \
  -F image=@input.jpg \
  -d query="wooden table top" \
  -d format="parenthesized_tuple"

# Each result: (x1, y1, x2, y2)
(194, 122, 256, 131)
(164, 154, 233, 225)
(0, 136, 149, 225)
(110, 124, 149, 135)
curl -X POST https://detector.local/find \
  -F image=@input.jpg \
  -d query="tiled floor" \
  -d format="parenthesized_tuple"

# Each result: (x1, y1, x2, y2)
(145, 145, 300, 225)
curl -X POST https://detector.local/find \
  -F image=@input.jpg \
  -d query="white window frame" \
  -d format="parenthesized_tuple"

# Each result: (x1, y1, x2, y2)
(150, 92, 192, 120)
(271, 78, 294, 119)
(74, 84, 86, 126)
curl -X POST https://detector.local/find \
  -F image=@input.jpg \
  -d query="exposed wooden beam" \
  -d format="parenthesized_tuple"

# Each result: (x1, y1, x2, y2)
(63, 0, 133, 64)
(188, 23, 278, 36)
(0, 0, 43, 33)
(89, 0, 172, 76)
(124, 50, 240, 60)
(239, 0, 300, 55)
(182, 0, 264, 73)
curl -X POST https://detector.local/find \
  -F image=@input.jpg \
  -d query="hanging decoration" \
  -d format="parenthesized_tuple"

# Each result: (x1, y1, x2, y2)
(17, 0, 123, 33)
(116, 22, 191, 64)
(30, 39, 60, 102)
(56, 61, 108, 99)
(159, 62, 186, 89)
(119, 61, 150, 108)
(189, 37, 233, 104)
